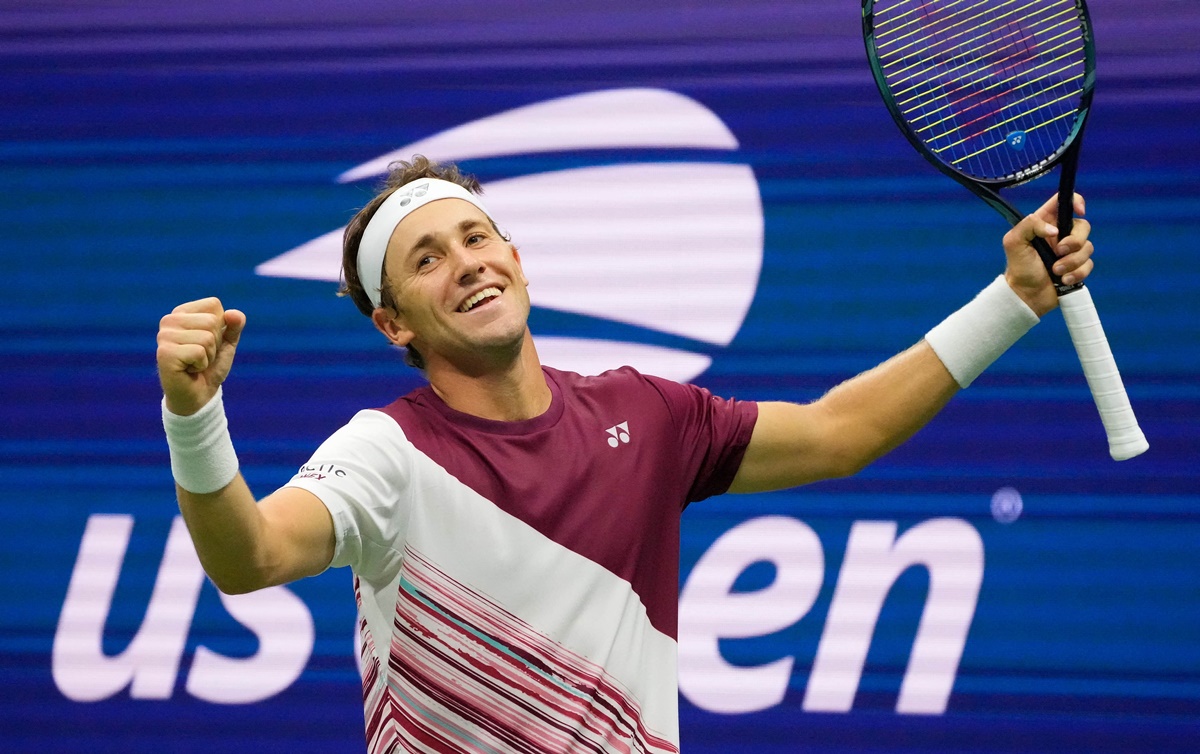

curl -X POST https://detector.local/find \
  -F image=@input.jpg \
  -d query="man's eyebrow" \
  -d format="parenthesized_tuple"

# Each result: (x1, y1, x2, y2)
(404, 218, 487, 257)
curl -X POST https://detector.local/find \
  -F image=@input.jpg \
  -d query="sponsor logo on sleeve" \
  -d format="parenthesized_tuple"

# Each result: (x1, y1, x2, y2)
(297, 463, 347, 481)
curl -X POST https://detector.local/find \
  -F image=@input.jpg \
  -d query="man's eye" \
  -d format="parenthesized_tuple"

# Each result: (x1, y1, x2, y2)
(417, 255, 435, 268)
(466, 233, 484, 245)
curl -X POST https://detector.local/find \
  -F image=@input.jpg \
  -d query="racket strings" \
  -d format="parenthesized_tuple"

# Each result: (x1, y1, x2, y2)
(903, 2, 1080, 175)
(921, 54, 1083, 143)
(885, 5, 1075, 98)
(910, 60, 1083, 138)
(872, 0, 1087, 180)
(873, 0, 979, 41)
(884, 4, 1080, 119)
(949, 96, 1079, 164)
(892, 26, 1078, 135)
(878, 0, 1038, 68)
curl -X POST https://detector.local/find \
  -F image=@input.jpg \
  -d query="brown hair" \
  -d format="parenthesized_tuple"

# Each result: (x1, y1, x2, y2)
(339, 156, 485, 369)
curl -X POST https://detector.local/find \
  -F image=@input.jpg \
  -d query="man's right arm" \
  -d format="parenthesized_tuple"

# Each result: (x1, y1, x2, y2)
(175, 479, 334, 595)
(158, 298, 335, 594)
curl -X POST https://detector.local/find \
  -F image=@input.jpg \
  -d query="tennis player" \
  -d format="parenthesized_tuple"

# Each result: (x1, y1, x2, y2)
(157, 157, 1094, 753)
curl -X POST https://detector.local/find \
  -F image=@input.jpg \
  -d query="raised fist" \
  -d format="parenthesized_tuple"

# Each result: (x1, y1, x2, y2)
(156, 298, 246, 416)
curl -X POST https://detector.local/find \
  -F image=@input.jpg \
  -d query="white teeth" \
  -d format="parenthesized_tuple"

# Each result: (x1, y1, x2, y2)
(459, 287, 501, 313)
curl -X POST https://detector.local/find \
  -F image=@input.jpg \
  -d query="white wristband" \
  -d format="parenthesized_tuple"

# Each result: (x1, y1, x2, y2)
(925, 275, 1040, 388)
(162, 386, 239, 494)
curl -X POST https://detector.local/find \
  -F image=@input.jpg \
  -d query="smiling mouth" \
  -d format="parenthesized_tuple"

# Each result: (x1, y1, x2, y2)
(458, 287, 502, 313)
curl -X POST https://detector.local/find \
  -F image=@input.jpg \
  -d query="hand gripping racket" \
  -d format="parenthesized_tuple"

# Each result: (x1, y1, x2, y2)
(863, 0, 1148, 460)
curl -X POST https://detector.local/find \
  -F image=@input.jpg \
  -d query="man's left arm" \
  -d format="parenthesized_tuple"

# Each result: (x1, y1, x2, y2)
(729, 193, 1095, 493)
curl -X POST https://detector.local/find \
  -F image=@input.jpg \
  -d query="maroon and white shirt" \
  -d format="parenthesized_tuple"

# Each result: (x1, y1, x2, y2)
(285, 366, 757, 754)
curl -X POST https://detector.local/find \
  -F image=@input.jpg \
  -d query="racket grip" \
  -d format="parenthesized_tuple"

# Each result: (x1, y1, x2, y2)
(1058, 287, 1148, 460)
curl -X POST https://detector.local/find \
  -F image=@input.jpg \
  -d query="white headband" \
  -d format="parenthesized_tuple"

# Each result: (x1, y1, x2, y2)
(356, 178, 491, 309)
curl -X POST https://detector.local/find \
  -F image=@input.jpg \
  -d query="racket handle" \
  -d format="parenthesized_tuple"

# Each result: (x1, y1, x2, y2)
(1058, 287, 1148, 460)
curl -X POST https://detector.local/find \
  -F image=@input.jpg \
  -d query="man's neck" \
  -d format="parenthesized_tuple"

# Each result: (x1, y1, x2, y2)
(425, 332, 551, 422)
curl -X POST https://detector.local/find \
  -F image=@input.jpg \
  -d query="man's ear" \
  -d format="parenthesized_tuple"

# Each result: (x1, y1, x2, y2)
(371, 307, 414, 348)
(510, 244, 529, 287)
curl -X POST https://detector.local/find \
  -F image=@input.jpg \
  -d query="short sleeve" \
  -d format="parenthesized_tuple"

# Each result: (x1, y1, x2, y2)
(282, 409, 413, 587)
(642, 374, 759, 503)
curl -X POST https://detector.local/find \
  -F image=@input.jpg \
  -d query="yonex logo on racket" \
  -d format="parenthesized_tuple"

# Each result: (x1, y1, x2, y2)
(1007, 131, 1027, 151)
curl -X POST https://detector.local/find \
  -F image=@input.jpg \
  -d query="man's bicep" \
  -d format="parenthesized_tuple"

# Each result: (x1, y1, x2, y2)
(257, 487, 338, 585)
(728, 401, 852, 493)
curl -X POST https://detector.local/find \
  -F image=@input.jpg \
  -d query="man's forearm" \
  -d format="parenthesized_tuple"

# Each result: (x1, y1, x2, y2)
(731, 278, 1040, 493)
(816, 341, 959, 473)
(162, 386, 273, 594)
(731, 342, 959, 493)
(175, 474, 274, 595)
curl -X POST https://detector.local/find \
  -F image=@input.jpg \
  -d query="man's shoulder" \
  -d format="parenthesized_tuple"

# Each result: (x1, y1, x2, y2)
(372, 383, 438, 421)
(545, 364, 676, 393)
(545, 365, 700, 420)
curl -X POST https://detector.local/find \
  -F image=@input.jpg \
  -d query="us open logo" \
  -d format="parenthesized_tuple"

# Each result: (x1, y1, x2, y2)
(257, 88, 764, 383)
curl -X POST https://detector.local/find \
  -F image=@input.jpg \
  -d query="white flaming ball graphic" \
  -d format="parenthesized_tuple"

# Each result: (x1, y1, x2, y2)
(257, 88, 763, 382)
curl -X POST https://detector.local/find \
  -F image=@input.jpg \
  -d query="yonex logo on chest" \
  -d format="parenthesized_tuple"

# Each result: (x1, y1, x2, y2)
(605, 422, 630, 448)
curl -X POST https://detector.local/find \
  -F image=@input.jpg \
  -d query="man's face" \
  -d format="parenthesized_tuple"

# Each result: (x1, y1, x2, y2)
(376, 198, 531, 368)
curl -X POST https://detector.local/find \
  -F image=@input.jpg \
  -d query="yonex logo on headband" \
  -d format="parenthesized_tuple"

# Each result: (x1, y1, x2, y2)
(356, 178, 491, 309)
(394, 182, 431, 207)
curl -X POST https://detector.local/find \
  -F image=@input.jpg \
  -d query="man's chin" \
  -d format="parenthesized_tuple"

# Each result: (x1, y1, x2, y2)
(441, 329, 530, 369)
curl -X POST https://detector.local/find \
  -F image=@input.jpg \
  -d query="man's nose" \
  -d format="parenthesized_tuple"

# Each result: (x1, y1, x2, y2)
(450, 244, 485, 282)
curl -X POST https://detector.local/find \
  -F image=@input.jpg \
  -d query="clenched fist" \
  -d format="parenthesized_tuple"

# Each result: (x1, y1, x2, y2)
(157, 298, 246, 416)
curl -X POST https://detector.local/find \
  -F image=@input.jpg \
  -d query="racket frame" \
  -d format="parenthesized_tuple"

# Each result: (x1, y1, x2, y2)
(863, 0, 1095, 295)
(861, 0, 1148, 460)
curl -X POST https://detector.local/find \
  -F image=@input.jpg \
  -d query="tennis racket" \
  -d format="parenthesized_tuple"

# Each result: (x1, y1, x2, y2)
(863, 0, 1148, 460)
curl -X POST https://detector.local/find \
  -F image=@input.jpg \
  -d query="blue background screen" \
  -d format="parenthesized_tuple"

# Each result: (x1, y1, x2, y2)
(1, 2, 1196, 751)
